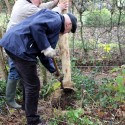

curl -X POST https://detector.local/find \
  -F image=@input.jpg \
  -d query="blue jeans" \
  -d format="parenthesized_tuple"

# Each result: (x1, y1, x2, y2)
(8, 58, 20, 80)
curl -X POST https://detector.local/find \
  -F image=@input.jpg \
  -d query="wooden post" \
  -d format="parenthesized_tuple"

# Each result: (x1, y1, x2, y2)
(58, 0, 73, 88)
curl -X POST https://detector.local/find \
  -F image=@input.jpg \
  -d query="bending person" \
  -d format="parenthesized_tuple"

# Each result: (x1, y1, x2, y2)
(0, 9, 77, 125)
(6, 0, 68, 109)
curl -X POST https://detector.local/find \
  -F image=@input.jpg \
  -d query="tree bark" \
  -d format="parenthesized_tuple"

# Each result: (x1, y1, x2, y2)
(0, 47, 8, 80)
(4, 0, 11, 15)
(0, 30, 8, 80)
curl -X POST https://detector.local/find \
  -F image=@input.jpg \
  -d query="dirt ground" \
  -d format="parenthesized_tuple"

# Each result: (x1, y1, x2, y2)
(0, 68, 124, 125)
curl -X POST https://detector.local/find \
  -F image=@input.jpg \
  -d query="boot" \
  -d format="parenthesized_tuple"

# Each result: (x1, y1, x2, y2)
(6, 79, 21, 109)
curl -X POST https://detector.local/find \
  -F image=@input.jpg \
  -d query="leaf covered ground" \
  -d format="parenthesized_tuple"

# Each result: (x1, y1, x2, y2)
(0, 66, 125, 125)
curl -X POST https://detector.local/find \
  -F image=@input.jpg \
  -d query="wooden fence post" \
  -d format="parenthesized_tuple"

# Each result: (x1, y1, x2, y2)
(58, 0, 73, 88)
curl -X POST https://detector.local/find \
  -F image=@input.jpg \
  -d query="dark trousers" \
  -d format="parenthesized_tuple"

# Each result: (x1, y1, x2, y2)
(6, 51, 41, 125)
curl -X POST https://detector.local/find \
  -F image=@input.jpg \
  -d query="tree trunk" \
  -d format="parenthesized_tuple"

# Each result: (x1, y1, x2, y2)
(0, 30, 8, 80)
(0, 47, 8, 80)
(4, 0, 11, 15)
(58, 0, 73, 88)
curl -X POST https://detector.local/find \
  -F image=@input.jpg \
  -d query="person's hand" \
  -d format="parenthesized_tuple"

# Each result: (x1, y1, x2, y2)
(57, 1, 69, 11)
(42, 46, 56, 58)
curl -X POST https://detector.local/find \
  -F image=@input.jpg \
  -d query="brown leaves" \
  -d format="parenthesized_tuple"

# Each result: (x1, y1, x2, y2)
(115, 105, 125, 118)
(95, 108, 112, 120)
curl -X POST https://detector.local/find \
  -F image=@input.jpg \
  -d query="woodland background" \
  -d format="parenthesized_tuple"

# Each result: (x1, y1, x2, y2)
(0, 0, 125, 125)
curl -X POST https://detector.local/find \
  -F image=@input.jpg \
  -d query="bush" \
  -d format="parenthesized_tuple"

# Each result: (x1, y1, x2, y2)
(84, 8, 125, 26)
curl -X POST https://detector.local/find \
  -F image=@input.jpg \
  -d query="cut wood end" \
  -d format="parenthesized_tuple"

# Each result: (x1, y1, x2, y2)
(62, 81, 77, 93)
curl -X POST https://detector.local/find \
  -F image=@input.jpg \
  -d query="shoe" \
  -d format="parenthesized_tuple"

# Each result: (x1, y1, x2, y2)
(6, 79, 21, 109)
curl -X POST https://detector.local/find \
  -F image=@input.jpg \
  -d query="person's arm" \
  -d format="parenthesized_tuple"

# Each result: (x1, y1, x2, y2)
(52, 1, 69, 13)
(29, 23, 51, 51)
(29, 9, 62, 56)
(38, 53, 56, 73)
(39, 0, 59, 9)
(30, 23, 58, 57)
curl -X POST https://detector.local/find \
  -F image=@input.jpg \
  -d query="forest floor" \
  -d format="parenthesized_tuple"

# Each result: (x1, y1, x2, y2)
(0, 66, 125, 125)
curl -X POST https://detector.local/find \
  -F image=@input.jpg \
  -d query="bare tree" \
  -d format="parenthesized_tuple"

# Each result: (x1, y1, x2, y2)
(0, 29, 8, 80)
(4, 0, 11, 15)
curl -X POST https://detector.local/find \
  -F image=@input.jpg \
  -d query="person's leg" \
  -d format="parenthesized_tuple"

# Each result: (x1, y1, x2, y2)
(13, 58, 41, 125)
(18, 79, 25, 110)
(6, 58, 21, 108)
(20, 81, 25, 111)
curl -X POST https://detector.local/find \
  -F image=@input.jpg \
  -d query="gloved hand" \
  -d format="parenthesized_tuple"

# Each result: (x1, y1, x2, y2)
(42, 46, 56, 58)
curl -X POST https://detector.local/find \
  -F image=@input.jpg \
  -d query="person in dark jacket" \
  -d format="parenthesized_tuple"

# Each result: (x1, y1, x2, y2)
(6, 0, 68, 109)
(0, 9, 77, 125)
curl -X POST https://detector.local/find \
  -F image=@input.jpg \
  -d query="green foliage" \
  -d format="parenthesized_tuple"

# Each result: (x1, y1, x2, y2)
(0, 80, 6, 112)
(113, 68, 125, 102)
(66, 108, 84, 124)
(84, 8, 111, 26)
(69, 39, 96, 51)
(69, 39, 82, 49)
(50, 108, 96, 125)
(96, 82, 116, 108)
(98, 43, 118, 51)
(40, 79, 61, 98)
(72, 65, 96, 93)
(40, 82, 53, 98)
(71, 63, 86, 99)
(116, 75, 125, 93)
(84, 8, 125, 26)
(71, 64, 125, 108)
(0, 13, 9, 30)
(96, 67, 125, 107)
(98, 42, 119, 60)
(110, 67, 121, 73)
(0, 80, 6, 95)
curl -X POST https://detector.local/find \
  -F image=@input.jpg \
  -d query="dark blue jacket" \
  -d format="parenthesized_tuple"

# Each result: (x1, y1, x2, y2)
(0, 9, 63, 73)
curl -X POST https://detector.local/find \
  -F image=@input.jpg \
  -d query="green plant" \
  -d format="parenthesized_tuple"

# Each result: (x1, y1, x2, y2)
(97, 67, 125, 107)
(66, 108, 84, 124)
(40, 78, 61, 98)
(96, 83, 116, 108)
(0, 80, 6, 95)
(113, 69, 125, 102)
(84, 8, 125, 26)
(50, 108, 96, 125)
(0, 80, 6, 113)
(0, 13, 9, 30)
(84, 8, 111, 26)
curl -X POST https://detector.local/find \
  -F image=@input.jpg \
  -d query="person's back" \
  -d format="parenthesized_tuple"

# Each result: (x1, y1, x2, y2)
(2, 9, 62, 60)
(7, 0, 39, 30)
(7, 0, 59, 30)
